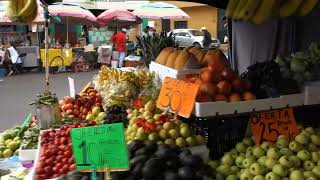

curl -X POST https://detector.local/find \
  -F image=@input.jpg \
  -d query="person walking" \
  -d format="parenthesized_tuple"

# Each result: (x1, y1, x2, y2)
(112, 28, 127, 68)
(201, 27, 212, 51)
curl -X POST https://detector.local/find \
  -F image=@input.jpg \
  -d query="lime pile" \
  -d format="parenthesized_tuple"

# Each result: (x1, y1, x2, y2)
(0, 127, 21, 158)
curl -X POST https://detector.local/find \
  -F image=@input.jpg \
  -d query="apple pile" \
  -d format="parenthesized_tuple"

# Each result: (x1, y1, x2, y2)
(125, 100, 205, 148)
(34, 122, 95, 180)
(189, 59, 256, 102)
(59, 87, 103, 120)
(210, 127, 320, 180)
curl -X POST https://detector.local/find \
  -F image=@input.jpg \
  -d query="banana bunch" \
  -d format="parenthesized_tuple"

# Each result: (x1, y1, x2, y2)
(6, 0, 38, 23)
(226, 0, 319, 24)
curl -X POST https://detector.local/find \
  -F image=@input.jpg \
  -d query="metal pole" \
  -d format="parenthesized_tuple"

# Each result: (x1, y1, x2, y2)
(44, 4, 50, 91)
(67, 17, 69, 43)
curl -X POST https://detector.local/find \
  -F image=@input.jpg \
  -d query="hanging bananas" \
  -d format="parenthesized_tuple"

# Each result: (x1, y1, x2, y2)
(6, 0, 38, 23)
(225, 0, 319, 24)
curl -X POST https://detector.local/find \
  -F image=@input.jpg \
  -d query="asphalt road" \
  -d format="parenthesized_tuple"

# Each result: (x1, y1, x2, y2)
(0, 70, 98, 131)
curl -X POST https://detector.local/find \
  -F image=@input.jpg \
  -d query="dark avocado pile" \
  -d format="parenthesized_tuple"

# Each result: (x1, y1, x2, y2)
(112, 140, 214, 180)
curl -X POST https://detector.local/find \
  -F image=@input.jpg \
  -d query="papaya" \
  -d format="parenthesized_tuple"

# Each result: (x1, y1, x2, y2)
(155, 47, 174, 65)
(166, 50, 180, 68)
(174, 51, 191, 70)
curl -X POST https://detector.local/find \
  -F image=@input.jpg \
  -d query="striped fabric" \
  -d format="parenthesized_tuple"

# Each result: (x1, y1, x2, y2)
(133, 2, 190, 19)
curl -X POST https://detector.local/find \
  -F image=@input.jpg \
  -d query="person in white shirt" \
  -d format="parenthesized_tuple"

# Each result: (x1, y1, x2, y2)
(7, 42, 22, 75)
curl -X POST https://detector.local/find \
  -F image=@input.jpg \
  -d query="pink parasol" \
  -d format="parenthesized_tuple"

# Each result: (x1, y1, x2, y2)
(97, 9, 140, 24)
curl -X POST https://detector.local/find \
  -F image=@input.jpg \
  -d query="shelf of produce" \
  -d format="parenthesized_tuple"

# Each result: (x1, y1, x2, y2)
(193, 93, 305, 117)
(149, 61, 200, 81)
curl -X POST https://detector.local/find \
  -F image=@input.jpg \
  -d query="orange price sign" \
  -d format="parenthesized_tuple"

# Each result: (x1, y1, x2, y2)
(157, 77, 200, 118)
(250, 108, 300, 145)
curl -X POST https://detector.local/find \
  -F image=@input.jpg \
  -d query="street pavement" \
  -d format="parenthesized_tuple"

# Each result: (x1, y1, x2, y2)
(0, 70, 98, 131)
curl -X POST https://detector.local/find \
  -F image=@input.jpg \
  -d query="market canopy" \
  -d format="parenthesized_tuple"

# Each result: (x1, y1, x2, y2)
(48, 3, 97, 25)
(96, 9, 141, 24)
(133, 2, 190, 19)
(0, 1, 45, 25)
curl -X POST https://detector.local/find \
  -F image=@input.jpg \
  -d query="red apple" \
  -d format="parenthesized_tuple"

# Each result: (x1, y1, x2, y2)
(196, 94, 212, 102)
(242, 91, 256, 101)
(232, 79, 246, 93)
(200, 68, 213, 83)
(221, 68, 237, 82)
(199, 83, 218, 97)
(216, 80, 232, 95)
(229, 93, 242, 102)
(213, 94, 228, 102)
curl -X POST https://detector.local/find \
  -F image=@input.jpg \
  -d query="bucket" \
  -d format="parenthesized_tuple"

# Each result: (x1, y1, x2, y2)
(35, 103, 61, 129)
(111, 60, 118, 68)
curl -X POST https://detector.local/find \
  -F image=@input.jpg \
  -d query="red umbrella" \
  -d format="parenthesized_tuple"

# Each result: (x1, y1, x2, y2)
(97, 9, 140, 24)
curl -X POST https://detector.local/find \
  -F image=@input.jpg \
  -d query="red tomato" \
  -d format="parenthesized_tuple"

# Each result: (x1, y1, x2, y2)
(65, 103, 74, 110)
(68, 157, 75, 164)
(55, 162, 63, 169)
(44, 167, 53, 175)
(62, 164, 69, 173)
(66, 109, 73, 115)
(64, 151, 72, 158)
(64, 96, 73, 104)
(36, 167, 44, 174)
(73, 104, 79, 110)
(72, 109, 80, 116)
(52, 167, 58, 173)
(69, 164, 76, 171)
(61, 158, 68, 164)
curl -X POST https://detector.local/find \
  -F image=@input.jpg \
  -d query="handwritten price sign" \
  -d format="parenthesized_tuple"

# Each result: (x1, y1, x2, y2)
(71, 123, 129, 172)
(250, 108, 300, 145)
(157, 77, 200, 118)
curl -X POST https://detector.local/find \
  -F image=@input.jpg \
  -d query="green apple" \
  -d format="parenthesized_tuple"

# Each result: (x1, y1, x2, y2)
(185, 136, 196, 147)
(258, 156, 267, 166)
(265, 172, 280, 180)
(306, 177, 317, 180)
(168, 129, 179, 139)
(246, 147, 254, 157)
(295, 134, 309, 145)
(261, 142, 273, 151)
(97, 112, 107, 118)
(243, 137, 254, 147)
(297, 150, 311, 161)
(175, 137, 186, 148)
(148, 133, 159, 141)
(253, 146, 266, 158)
(208, 160, 219, 169)
(279, 148, 293, 156)
(304, 161, 315, 171)
(240, 169, 254, 180)
(301, 130, 311, 137)
(164, 138, 175, 145)
(312, 166, 320, 177)
(159, 129, 168, 140)
(289, 141, 302, 152)
(253, 175, 265, 180)
(250, 163, 264, 175)
(230, 165, 240, 174)
(236, 156, 246, 168)
(304, 171, 315, 178)
(265, 158, 277, 170)
(180, 122, 189, 129)
(276, 135, 289, 149)
(243, 157, 255, 168)
(272, 164, 288, 177)
(289, 155, 301, 168)
(281, 178, 289, 180)
(236, 142, 247, 153)
(217, 164, 231, 176)
(180, 126, 191, 138)
(163, 122, 175, 130)
(230, 148, 239, 158)
(267, 148, 280, 160)
(91, 106, 101, 116)
(308, 143, 319, 152)
(310, 135, 320, 146)
(279, 156, 294, 168)
(226, 174, 237, 180)
(289, 170, 305, 180)
(311, 152, 320, 163)
(305, 127, 316, 135)
(221, 153, 234, 166)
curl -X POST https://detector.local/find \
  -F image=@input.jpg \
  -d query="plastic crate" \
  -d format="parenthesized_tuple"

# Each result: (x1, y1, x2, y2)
(186, 104, 320, 160)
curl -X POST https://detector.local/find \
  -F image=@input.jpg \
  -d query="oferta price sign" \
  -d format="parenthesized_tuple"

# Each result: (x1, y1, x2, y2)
(250, 108, 300, 145)
(71, 123, 129, 172)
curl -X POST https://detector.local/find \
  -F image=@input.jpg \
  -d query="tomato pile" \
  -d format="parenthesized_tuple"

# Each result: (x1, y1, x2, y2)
(34, 122, 95, 180)
(59, 88, 102, 120)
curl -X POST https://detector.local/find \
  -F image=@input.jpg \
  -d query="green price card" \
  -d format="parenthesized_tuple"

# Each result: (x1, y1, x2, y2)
(71, 123, 129, 172)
